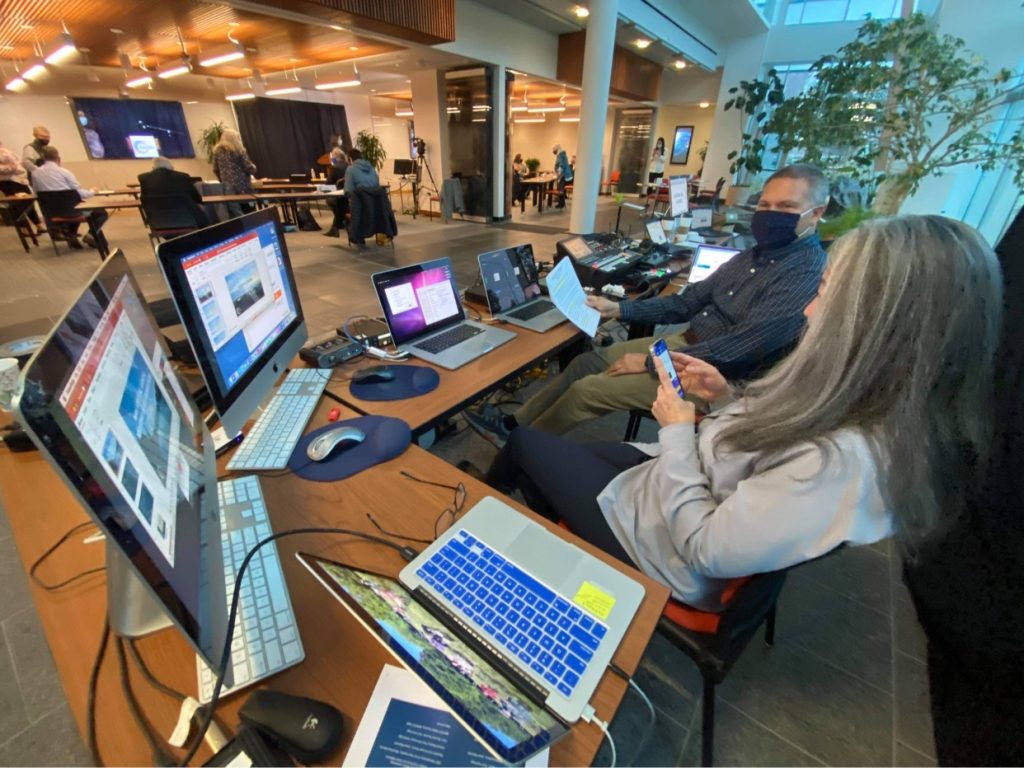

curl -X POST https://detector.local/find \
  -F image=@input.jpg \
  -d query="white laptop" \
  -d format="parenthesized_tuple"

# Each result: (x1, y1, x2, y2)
(686, 243, 742, 285)
(477, 244, 567, 333)
(372, 257, 515, 370)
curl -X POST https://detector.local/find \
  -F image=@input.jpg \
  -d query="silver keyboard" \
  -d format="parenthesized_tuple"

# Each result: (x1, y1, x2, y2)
(196, 475, 304, 703)
(226, 368, 327, 471)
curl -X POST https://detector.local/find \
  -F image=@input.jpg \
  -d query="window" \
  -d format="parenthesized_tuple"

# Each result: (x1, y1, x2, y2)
(783, 0, 901, 24)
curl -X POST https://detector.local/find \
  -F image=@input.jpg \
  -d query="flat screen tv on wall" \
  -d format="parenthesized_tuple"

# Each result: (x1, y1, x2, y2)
(70, 97, 194, 160)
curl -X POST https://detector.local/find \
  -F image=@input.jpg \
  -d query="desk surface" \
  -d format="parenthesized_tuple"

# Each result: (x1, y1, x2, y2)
(332, 319, 583, 434)
(0, 399, 668, 766)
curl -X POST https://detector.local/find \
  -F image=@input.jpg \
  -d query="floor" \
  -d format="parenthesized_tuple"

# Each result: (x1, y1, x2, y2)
(0, 197, 937, 766)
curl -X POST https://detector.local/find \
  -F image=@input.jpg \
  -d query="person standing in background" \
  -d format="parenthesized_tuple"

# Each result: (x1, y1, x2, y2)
(212, 128, 257, 216)
(21, 125, 51, 176)
(646, 136, 666, 195)
(552, 144, 573, 210)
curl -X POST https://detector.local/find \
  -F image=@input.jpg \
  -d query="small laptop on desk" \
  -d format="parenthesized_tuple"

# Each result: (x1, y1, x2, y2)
(680, 243, 742, 290)
(372, 257, 515, 370)
(477, 243, 567, 333)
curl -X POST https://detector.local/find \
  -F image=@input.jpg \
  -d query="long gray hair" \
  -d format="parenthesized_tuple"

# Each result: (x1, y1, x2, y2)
(716, 215, 1003, 550)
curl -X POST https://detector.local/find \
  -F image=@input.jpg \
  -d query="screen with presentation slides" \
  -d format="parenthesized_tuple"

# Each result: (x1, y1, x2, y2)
(157, 208, 307, 436)
(372, 258, 466, 345)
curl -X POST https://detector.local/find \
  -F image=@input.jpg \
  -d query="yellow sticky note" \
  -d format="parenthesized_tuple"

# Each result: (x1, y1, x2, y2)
(573, 581, 616, 620)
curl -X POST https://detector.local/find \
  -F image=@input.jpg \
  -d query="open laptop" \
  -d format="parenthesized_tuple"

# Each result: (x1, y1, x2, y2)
(477, 244, 566, 333)
(641, 218, 691, 259)
(681, 243, 743, 290)
(372, 257, 515, 370)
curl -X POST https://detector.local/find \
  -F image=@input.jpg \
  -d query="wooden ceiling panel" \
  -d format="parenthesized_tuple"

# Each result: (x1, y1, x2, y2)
(0, 0, 401, 79)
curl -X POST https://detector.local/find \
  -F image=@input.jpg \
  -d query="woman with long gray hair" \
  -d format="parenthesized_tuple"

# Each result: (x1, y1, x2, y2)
(486, 215, 1002, 610)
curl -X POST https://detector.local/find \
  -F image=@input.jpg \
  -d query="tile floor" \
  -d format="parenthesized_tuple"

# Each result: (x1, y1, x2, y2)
(0, 198, 937, 766)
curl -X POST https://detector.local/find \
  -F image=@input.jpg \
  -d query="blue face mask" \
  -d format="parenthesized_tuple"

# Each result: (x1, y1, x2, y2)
(751, 208, 814, 249)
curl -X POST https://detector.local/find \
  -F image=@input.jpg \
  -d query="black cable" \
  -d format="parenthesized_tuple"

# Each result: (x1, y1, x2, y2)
(117, 638, 176, 766)
(29, 521, 105, 591)
(87, 618, 110, 768)
(178, 526, 418, 766)
(460, 300, 483, 322)
(126, 639, 186, 702)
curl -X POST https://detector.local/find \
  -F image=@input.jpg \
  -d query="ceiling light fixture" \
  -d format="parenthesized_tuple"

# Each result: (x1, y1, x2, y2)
(472, 117, 486, 123)
(699, 101, 710, 108)
(514, 116, 546, 123)
(472, 105, 491, 112)
(199, 33, 245, 67)
(510, 105, 528, 112)
(634, 38, 652, 49)
(572, 5, 590, 18)
(266, 82, 301, 96)
(125, 71, 153, 88)
(158, 55, 191, 79)
(526, 105, 565, 113)
(395, 108, 413, 117)
(674, 59, 687, 69)
(225, 91, 255, 101)
(44, 30, 77, 65)
(329, 25, 344, 31)
(21, 57, 47, 80)
(5, 71, 26, 91)
(559, 116, 580, 122)
(316, 63, 360, 90)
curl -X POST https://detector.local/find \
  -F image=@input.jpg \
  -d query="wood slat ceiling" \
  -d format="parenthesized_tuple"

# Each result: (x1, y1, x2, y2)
(0, 0, 401, 79)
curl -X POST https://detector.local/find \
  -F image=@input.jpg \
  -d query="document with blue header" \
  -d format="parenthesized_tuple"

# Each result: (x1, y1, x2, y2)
(546, 257, 600, 337)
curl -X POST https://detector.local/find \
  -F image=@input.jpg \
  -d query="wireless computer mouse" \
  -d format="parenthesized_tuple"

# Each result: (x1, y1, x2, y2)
(238, 689, 344, 764)
(305, 426, 365, 462)
(352, 365, 396, 385)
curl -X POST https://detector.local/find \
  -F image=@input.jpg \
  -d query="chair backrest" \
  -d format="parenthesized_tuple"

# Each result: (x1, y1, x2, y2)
(610, 170, 621, 183)
(141, 194, 204, 231)
(36, 189, 83, 220)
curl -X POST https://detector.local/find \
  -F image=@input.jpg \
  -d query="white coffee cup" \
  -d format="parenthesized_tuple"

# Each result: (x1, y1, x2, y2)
(0, 358, 20, 412)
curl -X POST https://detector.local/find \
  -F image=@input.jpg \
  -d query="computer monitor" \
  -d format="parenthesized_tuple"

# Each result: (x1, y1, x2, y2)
(393, 158, 415, 176)
(477, 244, 542, 313)
(157, 208, 307, 436)
(688, 244, 742, 284)
(14, 251, 232, 674)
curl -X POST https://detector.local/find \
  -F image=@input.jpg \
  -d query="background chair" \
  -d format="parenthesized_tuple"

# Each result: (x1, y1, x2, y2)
(140, 194, 208, 249)
(36, 189, 106, 259)
(694, 177, 727, 209)
(600, 170, 621, 195)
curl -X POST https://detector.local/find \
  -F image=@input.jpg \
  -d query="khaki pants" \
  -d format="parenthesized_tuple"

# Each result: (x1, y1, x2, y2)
(516, 329, 690, 434)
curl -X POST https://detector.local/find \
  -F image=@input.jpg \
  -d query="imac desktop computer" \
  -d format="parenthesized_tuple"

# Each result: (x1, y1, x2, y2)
(156, 208, 308, 438)
(14, 251, 303, 701)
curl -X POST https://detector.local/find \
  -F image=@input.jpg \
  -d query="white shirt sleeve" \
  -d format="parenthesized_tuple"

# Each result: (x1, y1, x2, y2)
(63, 167, 92, 198)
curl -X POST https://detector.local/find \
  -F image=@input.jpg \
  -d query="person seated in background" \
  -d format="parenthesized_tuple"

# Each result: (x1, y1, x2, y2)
(483, 214, 1001, 611)
(30, 145, 107, 251)
(138, 156, 209, 228)
(511, 153, 527, 205)
(465, 163, 829, 445)
(343, 148, 379, 195)
(0, 139, 42, 229)
(21, 125, 50, 176)
(323, 148, 350, 238)
(552, 144, 573, 209)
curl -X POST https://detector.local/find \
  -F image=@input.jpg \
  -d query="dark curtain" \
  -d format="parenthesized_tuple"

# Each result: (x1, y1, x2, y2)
(71, 97, 193, 159)
(233, 98, 350, 179)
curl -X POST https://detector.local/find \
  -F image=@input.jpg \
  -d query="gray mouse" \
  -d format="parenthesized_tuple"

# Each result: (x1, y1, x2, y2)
(352, 365, 396, 385)
(306, 426, 365, 462)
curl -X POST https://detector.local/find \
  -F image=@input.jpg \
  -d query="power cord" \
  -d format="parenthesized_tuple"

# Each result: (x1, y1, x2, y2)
(582, 704, 617, 768)
(87, 618, 111, 767)
(607, 663, 656, 766)
(177, 526, 418, 766)
(116, 638, 176, 766)
(29, 521, 105, 591)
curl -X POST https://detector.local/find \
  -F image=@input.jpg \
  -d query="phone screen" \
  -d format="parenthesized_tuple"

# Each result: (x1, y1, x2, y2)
(650, 338, 685, 398)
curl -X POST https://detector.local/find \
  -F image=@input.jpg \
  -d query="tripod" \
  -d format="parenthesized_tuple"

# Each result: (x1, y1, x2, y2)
(411, 151, 438, 220)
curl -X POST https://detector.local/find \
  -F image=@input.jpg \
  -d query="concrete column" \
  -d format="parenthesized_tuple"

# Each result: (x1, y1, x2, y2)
(569, 0, 618, 235)
(410, 69, 451, 210)
(493, 64, 506, 220)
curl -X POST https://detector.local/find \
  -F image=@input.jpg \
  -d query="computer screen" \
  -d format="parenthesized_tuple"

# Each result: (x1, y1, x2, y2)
(689, 245, 741, 284)
(478, 244, 542, 314)
(372, 258, 465, 345)
(560, 236, 592, 260)
(14, 251, 229, 667)
(157, 208, 307, 436)
(645, 219, 668, 245)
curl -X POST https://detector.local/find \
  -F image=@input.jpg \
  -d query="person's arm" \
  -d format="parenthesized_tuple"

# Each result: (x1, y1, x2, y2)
(63, 168, 93, 199)
(343, 166, 355, 196)
(212, 150, 222, 181)
(651, 421, 888, 579)
(618, 273, 713, 326)
(20, 146, 37, 175)
(244, 153, 257, 176)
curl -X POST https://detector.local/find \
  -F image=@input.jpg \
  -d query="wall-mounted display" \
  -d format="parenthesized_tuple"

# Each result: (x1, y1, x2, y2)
(671, 125, 694, 165)
(70, 98, 194, 160)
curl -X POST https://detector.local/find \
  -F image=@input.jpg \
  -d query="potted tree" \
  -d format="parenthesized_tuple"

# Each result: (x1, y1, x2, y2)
(355, 130, 387, 172)
(524, 157, 541, 177)
(197, 121, 226, 164)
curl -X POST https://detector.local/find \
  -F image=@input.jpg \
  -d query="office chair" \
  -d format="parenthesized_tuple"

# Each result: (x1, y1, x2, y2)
(599, 170, 621, 195)
(695, 177, 727, 209)
(36, 189, 106, 259)
(140, 194, 208, 249)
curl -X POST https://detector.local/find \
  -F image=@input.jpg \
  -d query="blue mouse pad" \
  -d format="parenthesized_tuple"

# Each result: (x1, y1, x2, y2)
(288, 416, 411, 482)
(349, 364, 440, 402)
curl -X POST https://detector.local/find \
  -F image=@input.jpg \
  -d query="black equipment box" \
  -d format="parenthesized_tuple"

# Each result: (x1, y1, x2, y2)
(299, 336, 363, 368)
(555, 234, 646, 290)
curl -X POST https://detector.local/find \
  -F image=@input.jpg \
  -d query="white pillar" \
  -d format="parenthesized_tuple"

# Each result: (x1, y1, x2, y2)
(493, 64, 506, 220)
(569, 0, 618, 235)
(410, 69, 451, 209)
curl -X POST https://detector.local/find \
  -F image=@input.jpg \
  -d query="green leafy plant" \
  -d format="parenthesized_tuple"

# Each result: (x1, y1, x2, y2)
(724, 13, 1024, 214)
(525, 157, 541, 174)
(197, 121, 226, 164)
(612, 192, 625, 205)
(355, 130, 387, 172)
(723, 70, 785, 184)
(817, 207, 877, 240)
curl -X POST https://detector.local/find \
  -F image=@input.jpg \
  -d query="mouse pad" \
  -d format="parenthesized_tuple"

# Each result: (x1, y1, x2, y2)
(349, 365, 440, 402)
(288, 416, 411, 482)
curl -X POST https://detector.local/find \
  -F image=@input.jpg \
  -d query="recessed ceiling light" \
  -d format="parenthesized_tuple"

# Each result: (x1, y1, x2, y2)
(572, 5, 589, 17)
(20, 23, 34, 30)
(109, 28, 124, 34)
(674, 59, 686, 69)
(349, 46, 358, 51)
(699, 101, 710, 108)
(370, 88, 376, 92)
(186, 100, 198, 104)
(634, 38, 651, 49)
(329, 25, 344, 31)
(228, 22, 240, 27)
(266, 84, 301, 96)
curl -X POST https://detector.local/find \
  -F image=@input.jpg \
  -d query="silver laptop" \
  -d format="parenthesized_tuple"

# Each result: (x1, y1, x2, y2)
(477, 244, 567, 333)
(680, 243, 742, 292)
(372, 257, 515, 370)
(399, 496, 646, 723)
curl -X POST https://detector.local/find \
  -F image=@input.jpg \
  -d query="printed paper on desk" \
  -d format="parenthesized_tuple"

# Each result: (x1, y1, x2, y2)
(344, 665, 550, 768)
(547, 257, 600, 337)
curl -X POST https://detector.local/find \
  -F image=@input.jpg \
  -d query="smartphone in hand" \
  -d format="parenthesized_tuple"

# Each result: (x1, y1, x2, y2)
(650, 338, 686, 398)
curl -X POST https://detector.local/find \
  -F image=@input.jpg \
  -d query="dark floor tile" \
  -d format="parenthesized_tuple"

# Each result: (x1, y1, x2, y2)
(633, 631, 701, 727)
(792, 544, 891, 611)
(0, 535, 32, 624)
(716, 639, 893, 765)
(0, 701, 89, 767)
(593, 685, 688, 767)
(868, 537, 891, 558)
(893, 596, 929, 663)
(896, 740, 937, 767)
(778, 575, 893, 692)
(2, 607, 65, 722)
(895, 651, 937, 759)
(678, 698, 825, 767)
(0, 617, 30, 744)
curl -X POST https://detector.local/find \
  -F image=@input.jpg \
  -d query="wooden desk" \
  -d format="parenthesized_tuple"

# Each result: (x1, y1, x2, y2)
(520, 176, 558, 213)
(331, 320, 585, 436)
(0, 399, 668, 766)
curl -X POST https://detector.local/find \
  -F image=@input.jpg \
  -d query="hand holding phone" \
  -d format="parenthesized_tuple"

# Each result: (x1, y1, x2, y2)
(650, 338, 685, 398)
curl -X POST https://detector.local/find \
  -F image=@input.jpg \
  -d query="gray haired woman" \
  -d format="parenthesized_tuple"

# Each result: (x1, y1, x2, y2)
(486, 215, 1002, 610)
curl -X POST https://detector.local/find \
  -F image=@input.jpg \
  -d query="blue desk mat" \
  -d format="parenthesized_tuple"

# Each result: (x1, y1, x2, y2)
(287, 416, 411, 482)
(348, 364, 440, 402)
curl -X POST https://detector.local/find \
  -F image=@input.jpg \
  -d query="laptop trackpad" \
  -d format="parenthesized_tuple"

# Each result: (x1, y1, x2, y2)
(505, 527, 586, 590)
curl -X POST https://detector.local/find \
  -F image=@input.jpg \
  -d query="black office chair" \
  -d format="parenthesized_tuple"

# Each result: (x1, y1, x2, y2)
(36, 189, 106, 259)
(140, 194, 208, 249)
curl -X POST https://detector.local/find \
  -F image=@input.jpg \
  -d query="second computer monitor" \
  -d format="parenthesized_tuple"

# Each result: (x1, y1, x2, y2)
(157, 208, 307, 436)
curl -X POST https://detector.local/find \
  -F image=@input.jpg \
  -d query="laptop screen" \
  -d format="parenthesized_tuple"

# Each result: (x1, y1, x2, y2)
(644, 219, 668, 245)
(372, 258, 466, 346)
(560, 236, 592, 260)
(478, 244, 543, 314)
(689, 244, 741, 284)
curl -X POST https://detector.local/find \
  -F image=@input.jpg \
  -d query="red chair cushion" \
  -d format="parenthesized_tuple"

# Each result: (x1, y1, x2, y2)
(662, 576, 751, 634)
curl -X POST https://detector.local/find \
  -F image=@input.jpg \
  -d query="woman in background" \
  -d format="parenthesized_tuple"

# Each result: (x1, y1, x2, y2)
(0, 140, 42, 228)
(646, 136, 666, 195)
(213, 129, 257, 215)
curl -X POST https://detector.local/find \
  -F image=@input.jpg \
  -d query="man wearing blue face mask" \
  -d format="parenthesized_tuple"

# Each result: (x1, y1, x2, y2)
(464, 164, 828, 444)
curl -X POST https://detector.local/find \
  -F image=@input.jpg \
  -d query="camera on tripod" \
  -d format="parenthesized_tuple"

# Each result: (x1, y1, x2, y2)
(413, 137, 427, 158)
